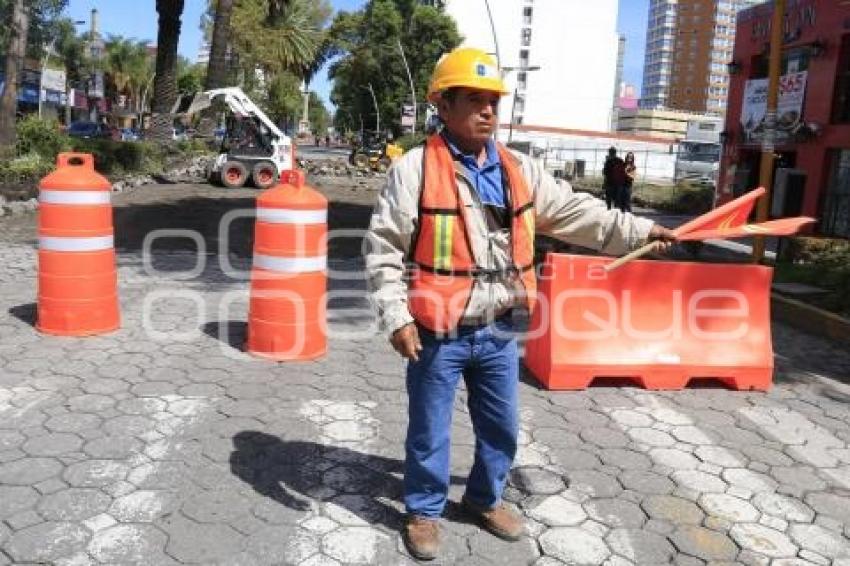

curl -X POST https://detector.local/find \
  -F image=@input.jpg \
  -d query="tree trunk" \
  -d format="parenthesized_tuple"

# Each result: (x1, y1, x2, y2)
(0, 0, 30, 149)
(150, 0, 185, 142)
(199, 0, 234, 137)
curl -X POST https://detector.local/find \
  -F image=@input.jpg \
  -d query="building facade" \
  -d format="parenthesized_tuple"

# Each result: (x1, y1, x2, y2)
(717, 0, 850, 238)
(443, 0, 620, 133)
(641, 0, 762, 114)
(617, 107, 712, 139)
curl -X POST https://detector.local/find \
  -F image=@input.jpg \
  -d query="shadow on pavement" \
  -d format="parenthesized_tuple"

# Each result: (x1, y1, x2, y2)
(8, 302, 36, 327)
(230, 431, 472, 531)
(201, 320, 246, 350)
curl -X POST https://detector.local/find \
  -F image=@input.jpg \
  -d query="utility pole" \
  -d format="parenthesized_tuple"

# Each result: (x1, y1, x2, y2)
(752, 0, 786, 263)
(396, 38, 417, 134)
(362, 83, 379, 135)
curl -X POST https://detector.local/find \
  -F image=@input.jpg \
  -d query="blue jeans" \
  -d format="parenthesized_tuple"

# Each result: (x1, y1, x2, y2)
(404, 318, 519, 518)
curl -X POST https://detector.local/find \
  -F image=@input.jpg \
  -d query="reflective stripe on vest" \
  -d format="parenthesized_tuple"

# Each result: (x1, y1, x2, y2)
(253, 253, 326, 273)
(39, 235, 114, 252)
(39, 190, 111, 205)
(433, 213, 455, 271)
(256, 207, 327, 224)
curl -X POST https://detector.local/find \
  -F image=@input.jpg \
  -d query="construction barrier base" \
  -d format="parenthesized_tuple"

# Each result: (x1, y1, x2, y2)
(36, 296, 121, 337)
(524, 253, 774, 392)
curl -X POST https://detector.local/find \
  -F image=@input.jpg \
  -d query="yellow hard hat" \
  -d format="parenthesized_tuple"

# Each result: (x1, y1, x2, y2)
(427, 47, 508, 103)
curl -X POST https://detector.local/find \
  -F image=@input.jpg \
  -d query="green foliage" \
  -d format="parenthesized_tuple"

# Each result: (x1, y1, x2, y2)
(308, 92, 330, 135)
(177, 60, 206, 94)
(14, 115, 71, 160)
(0, 0, 67, 59)
(775, 238, 850, 317)
(396, 132, 426, 152)
(328, 0, 460, 137)
(0, 152, 52, 184)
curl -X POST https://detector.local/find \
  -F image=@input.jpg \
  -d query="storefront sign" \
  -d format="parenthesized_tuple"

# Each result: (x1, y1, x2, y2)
(41, 68, 66, 92)
(740, 71, 808, 145)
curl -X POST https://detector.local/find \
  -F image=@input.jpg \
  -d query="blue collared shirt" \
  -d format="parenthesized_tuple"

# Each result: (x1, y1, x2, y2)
(442, 133, 506, 209)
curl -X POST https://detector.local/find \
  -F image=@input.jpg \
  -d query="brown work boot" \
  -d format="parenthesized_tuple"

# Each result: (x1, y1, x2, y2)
(462, 497, 524, 541)
(403, 516, 440, 561)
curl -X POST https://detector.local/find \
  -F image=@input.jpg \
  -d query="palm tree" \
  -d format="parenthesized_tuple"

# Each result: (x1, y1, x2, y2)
(150, 0, 185, 141)
(198, 0, 234, 137)
(104, 36, 136, 108)
(0, 0, 31, 148)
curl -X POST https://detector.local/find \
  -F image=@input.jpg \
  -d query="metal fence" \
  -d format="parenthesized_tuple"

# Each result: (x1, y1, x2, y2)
(535, 145, 679, 184)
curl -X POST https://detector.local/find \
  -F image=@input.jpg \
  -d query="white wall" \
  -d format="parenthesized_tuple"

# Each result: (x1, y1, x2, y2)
(444, 0, 620, 133)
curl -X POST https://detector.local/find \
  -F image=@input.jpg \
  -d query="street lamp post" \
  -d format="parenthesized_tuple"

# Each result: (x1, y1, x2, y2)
(396, 38, 417, 135)
(361, 83, 380, 136)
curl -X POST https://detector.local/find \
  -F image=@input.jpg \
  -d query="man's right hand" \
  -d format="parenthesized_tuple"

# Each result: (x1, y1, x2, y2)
(390, 323, 423, 362)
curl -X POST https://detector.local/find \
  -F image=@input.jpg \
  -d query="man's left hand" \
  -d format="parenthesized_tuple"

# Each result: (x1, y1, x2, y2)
(648, 224, 677, 253)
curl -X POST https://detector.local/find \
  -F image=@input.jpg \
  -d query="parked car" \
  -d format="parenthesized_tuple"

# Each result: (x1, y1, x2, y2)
(67, 122, 111, 139)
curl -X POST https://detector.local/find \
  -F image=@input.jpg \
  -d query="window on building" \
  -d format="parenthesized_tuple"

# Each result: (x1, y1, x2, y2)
(517, 72, 527, 91)
(833, 35, 850, 124)
(521, 27, 532, 47)
(523, 6, 533, 25)
(519, 49, 529, 67)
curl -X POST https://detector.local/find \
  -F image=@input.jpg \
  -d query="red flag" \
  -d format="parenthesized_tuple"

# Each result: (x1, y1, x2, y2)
(672, 187, 764, 238)
(677, 217, 815, 241)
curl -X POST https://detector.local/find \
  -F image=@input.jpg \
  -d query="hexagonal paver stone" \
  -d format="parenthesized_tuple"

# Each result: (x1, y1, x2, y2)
(38, 488, 112, 521)
(586, 498, 646, 528)
(580, 427, 630, 449)
(509, 466, 567, 496)
(671, 470, 727, 493)
(181, 489, 252, 523)
(650, 448, 700, 470)
(0, 486, 39, 519)
(722, 468, 777, 493)
(620, 470, 675, 494)
(567, 471, 622, 499)
(83, 435, 142, 459)
(789, 524, 850, 560)
(607, 528, 675, 563)
(88, 524, 169, 563)
(610, 409, 654, 428)
(599, 448, 652, 471)
(527, 495, 586, 526)
(670, 526, 738, 561)
(467, 530, 540, 564)
(0, 457, 62, 485)
(0, 431, 24, 451)
(699, 494, 760, 523)
(730, 523, 798, 558)
(641, 495, 704, 525)
(695, 446, 746, 468)
(109, 490, 179, 522)
(670, 426, 718, 445)
(163, 516, 245, 563)
(322, 526, 389, 564)
(753, 492, 814, 523)
(772, 466, 828, 492)
(805, 492, 850, 526)
(539, 527, 610, 564)
(5, 521, 90, 563)
(64, 460, 130, 487)
(629, 428, 676, 447)
(44, 413, 102, 433)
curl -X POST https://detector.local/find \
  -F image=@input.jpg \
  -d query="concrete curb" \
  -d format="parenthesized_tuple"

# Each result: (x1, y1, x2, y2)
(771, 292, 850, 346)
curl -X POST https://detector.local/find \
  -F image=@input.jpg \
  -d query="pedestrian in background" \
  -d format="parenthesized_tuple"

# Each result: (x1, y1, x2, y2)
(602, 147, 626, 210)
(622, 151, 637, 213)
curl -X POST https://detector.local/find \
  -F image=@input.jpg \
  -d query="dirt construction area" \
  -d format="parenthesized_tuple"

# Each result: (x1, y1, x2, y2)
(0, 169, 850, 565)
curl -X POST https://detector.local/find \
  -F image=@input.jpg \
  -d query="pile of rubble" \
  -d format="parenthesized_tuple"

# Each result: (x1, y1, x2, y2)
(300, 158, 385, 178)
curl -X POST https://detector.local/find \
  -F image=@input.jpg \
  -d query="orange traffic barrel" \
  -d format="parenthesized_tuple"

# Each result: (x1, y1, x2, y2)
(524, 253, 773, 391)
(245, 169, 327, 361)
(37, 153, 120, 336)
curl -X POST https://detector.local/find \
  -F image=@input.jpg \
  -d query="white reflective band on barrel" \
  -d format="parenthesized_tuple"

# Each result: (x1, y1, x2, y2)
(256, 207, 326, 224)
(39, 235, 114, 252)
(253, 253, 326, 273)
(39, 190, 111, 205)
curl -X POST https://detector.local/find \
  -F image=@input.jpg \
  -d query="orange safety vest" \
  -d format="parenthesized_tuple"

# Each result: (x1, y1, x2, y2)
(408, 135, 537, 332)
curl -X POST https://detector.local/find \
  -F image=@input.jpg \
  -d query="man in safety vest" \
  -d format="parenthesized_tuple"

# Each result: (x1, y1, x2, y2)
(365, 47, 675, 560)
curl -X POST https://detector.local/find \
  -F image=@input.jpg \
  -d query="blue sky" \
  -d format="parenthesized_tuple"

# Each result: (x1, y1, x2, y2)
(64, 0, 649, 107)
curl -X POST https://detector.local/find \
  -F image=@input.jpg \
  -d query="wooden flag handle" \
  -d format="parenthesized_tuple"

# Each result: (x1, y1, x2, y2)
(604, 241, 658, 272)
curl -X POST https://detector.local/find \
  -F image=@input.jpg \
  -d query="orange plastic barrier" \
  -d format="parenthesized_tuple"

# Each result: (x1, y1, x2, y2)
(245, 170, 327, 361)
(524, 254, 774, 391)
(36, 153, 120, 336)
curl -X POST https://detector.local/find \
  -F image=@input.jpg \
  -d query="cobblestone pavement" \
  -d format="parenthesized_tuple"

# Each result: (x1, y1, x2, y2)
(2, 236, 850, 565)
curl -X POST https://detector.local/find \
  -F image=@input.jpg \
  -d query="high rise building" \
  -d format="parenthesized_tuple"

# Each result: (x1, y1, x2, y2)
(640, 0, 762, 114)
(442, 0, 621, 133)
